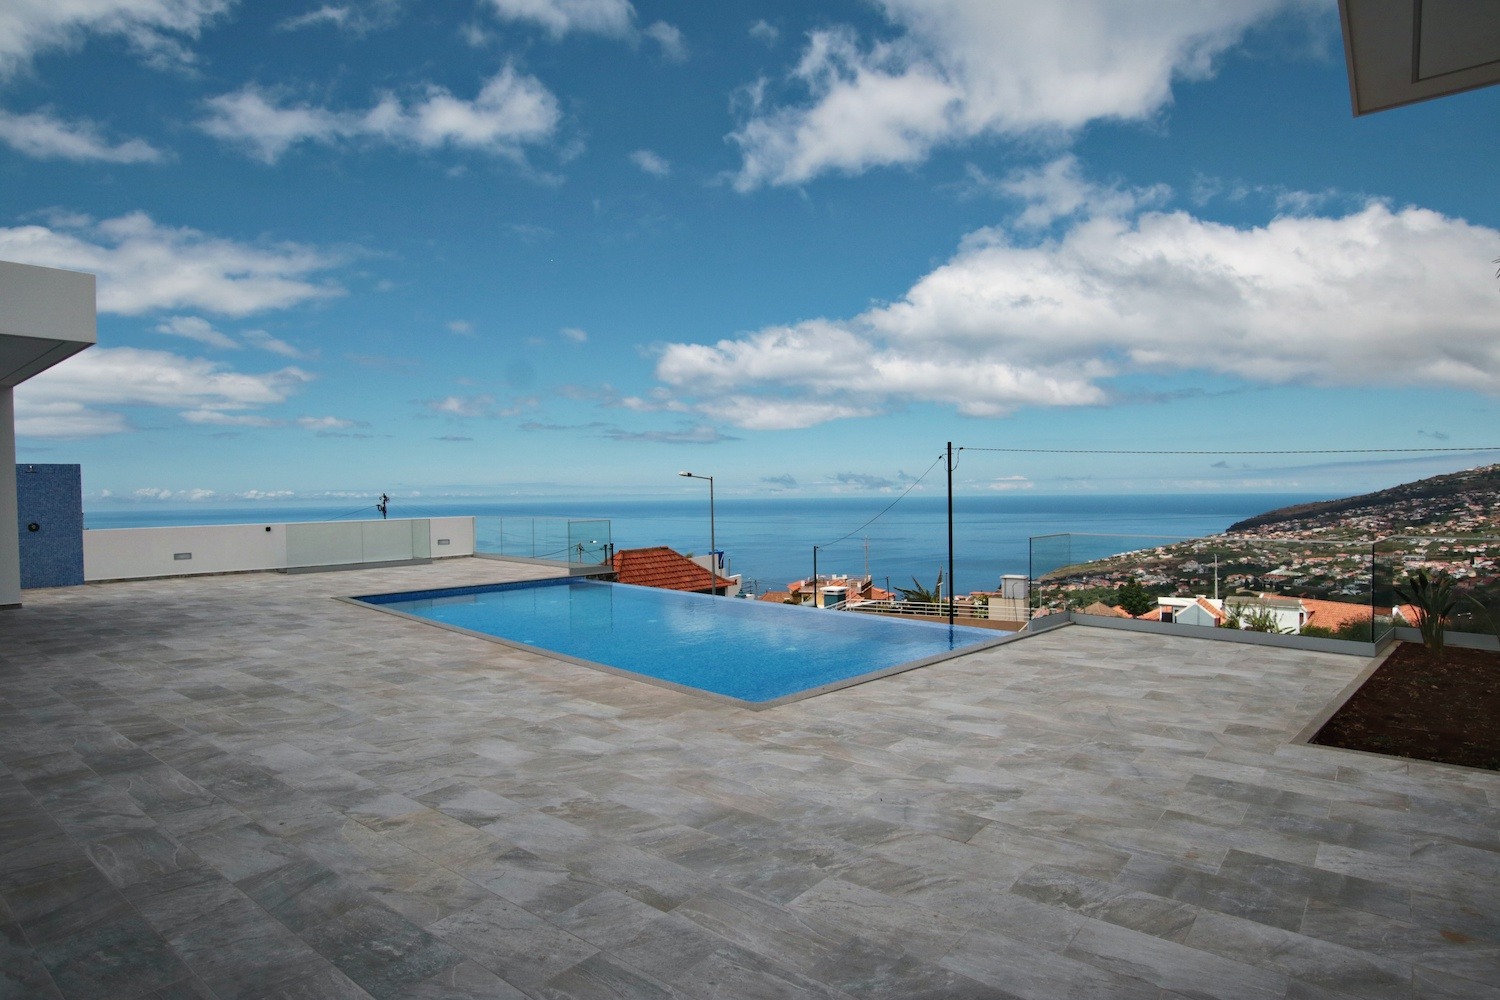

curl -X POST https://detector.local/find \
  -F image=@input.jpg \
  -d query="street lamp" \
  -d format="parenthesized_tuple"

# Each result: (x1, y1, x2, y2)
(678, 471, 716, 591)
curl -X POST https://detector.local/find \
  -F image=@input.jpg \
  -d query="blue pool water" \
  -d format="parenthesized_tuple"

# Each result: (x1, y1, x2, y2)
(356, 578, 1006, 705)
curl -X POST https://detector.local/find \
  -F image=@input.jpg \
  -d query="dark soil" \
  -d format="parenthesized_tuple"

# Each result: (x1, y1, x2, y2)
(1313, 642, 1500, 771)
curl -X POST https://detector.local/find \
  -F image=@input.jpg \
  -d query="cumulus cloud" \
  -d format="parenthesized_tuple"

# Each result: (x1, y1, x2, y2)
(629, 149, 669, 177)
(603, 424, 735, 444)
(968, 155, 1171, 230)
(200, 67, 560, 163)
(749, 20, 778, 46)
(644, 21, 685, 61)
(424, 393, 496, 417)
(132, 487, 218, 502)
(276, 2, 400, 34)
(483, 0, 633, 38)
(243, 329, 308, 358)
(559, 326, 588, 342)
(0, 211, 341, 316)
(0, 108, 164, 163)
(295, 415, 359, 430)
(0, 0, 230, 77)
(156, 315, 238, 349)
(730, 0, 1313, 188)
(654, 195, 1500, 429)
(14, 346, 313, 437)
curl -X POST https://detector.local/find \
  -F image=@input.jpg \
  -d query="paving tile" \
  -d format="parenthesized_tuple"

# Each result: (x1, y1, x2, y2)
(428, 894, 599, 991)
(303, 903, 467, 1000)
(1065, 916, 1287, 1000)
(3, 564, 1496, 1000)
(34, 911, 190, 1000)
(1184, 909, 1414, 1000)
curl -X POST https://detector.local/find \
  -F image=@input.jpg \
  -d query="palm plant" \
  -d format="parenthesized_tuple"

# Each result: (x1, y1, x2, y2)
(896, 574, 941, 605)
(1394, 568, 1459, 653)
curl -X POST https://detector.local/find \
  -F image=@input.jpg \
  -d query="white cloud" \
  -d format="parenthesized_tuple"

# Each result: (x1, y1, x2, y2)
(156, 315, 238, 349)
(654, 199, 1500, 428)
(276, 3, 400, 34)
(643, 21, 685, 61)
(446, 319, 475, 336)
(12, 400, 126, 437)
(560, 326, 587, 342)
(200, 67, 560, 163)
(0, 211, 341, 316)
(243, 329, 308, 358)
(132, 487, 218, 501)
(425, 393, 495, 417)
(295, 415, 357, 430)
(628, 149, 669, 177)
(970, 155, 1171, 230)
(0, 0, 230, 77)
(483, 0, 633, 38)
(749, 20, 778, 46)
(181, 409, 279, 427)
(731, 0, 1312, 188)
(0, 108, 164, 163)
(14, 346, 312, 437)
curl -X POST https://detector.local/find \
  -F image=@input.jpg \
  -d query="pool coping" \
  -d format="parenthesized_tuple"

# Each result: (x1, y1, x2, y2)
(336, 579, 1019, 711)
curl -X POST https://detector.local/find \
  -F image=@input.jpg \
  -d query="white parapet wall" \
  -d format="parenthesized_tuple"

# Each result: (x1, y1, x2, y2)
(83, 516, 475, 582)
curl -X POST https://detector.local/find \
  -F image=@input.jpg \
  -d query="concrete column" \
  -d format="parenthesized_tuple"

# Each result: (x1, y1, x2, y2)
(1, 387, 18, 608)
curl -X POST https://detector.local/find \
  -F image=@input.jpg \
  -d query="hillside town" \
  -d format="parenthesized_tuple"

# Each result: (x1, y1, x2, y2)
(1035, 465, 1499, 631)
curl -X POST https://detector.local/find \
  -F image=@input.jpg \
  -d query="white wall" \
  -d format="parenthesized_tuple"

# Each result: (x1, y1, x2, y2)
(84, 516, 475, 582)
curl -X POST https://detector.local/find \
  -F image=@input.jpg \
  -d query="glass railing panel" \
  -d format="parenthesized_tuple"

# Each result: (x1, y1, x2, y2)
(567, 519, 612, 567)
(474, 516, 614, 566)
(1376, 535, 1499, 641)
(285, 521, 365, 568)
(1031, 532, 1381, 639)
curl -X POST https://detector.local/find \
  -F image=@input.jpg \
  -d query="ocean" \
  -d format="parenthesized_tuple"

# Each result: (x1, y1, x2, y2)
(84, 492, 1323, 596)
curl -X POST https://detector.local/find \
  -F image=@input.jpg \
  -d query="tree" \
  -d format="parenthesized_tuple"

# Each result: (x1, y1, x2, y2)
(1117, 581, 1154, 618)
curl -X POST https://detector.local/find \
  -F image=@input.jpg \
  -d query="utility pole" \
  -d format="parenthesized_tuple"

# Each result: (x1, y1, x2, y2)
(946, 442, 955, 628)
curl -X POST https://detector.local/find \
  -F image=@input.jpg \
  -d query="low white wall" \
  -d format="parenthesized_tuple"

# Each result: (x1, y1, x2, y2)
(429, 516, 474, 558)
(84, 516, 475, 581)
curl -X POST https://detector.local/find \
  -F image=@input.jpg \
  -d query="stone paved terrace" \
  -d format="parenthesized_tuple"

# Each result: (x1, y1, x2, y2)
(2, 558, 1497, 1000)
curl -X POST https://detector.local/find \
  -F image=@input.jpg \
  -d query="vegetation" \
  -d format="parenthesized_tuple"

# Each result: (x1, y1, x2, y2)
(1116, 581, 1155, 618)
(896, 574, 942, 605)
(1223, 602, 1292, 634)
(1395, 568, 1459, 653)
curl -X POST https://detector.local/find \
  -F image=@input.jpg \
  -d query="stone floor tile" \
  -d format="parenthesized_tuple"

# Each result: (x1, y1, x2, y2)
(3, 562, 1496, 1000)
(34, 911, 190, 1000)
(428, 894, 598, 991)
(302, 903, 467, 1000)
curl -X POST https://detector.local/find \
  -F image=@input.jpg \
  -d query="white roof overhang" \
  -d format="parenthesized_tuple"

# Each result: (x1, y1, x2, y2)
(1, 261, 96, 387)
(1339, 0, 1500, 115)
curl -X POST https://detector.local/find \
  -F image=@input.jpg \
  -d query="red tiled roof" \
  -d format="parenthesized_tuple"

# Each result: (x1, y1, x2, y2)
(611, 546, 734, 593)
(1301, 598, 1375, 631)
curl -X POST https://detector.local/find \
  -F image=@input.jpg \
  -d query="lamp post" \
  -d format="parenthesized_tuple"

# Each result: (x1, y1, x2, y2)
(678, 471, 716, 592)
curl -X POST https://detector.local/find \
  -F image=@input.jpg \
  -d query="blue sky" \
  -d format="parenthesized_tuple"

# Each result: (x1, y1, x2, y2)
(3, 0, 1497, 506)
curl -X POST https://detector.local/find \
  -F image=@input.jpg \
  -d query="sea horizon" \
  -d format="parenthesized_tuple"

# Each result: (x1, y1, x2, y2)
(83, 491, 1326, 597)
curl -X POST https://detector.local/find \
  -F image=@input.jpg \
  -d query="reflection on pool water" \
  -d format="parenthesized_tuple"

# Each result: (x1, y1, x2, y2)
(356, 577, 1007, 704)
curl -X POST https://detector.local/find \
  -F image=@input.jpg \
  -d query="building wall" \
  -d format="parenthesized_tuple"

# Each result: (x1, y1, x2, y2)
(16, 464, 83, 588)
(83, 516, 475, 581)
(0, 389, 15, 607)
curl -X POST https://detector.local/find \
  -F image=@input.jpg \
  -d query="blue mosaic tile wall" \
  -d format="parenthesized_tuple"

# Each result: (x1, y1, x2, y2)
(16, 464, 84, 588)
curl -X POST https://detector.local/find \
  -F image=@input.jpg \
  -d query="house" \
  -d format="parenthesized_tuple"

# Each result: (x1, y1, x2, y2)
(611, 545, 739, 596)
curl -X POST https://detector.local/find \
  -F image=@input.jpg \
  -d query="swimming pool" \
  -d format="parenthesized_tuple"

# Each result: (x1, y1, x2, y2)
(352, 577, 1009, 706)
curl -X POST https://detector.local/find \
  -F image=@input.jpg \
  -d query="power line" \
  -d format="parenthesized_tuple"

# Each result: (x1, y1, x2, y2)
(958, 446, 1500, 455)
(817, 453, 945, 550)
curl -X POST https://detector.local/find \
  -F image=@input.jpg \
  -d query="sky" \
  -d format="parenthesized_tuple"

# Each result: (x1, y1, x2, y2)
(3, 0, 1498, 507)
